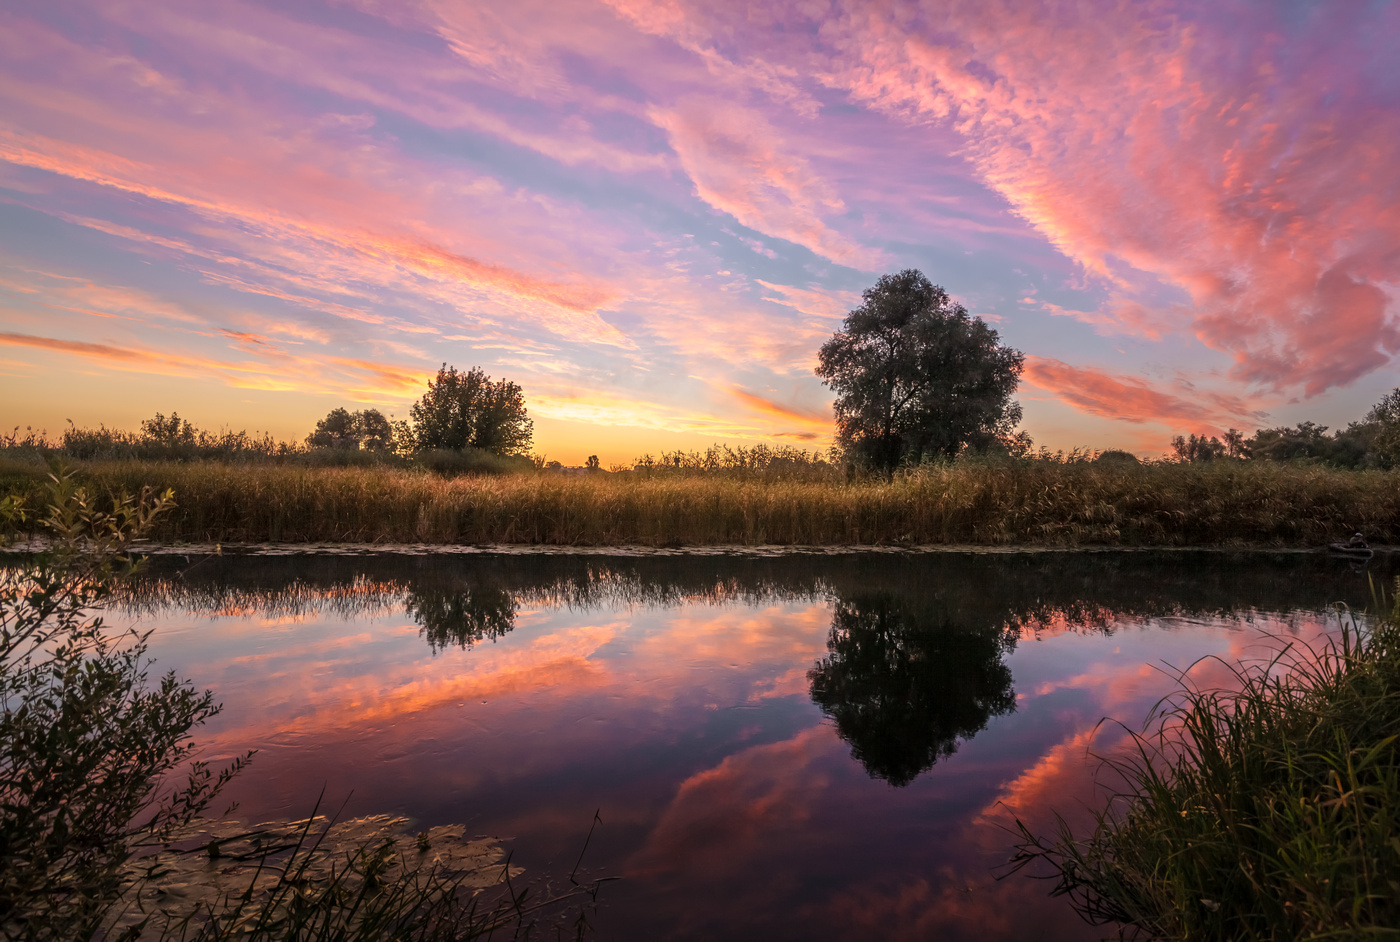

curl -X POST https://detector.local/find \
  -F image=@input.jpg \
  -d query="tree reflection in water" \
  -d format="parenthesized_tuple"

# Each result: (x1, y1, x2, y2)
(406, 584, 517, 652)
(808, 594, 1016, 787)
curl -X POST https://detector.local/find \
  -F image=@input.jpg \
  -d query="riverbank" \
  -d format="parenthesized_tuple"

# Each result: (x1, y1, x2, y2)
(2, 458, 1398, 547)
(1013, 582, 1400, 939)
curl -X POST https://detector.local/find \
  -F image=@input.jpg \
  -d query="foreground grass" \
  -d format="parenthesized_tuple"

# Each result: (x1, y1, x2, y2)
(0, 457, 1398, 545)
(1012, 587, 1400, 940)
(2, 457, 1398, 546)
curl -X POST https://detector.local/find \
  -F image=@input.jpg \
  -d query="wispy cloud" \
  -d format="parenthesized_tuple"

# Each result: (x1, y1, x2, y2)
(728, 387, 829, 427)
(0, 331, 431, 402)
(815, 0, 1400, 397)
(1, 0, 1394, 452)
(651, 97, 879, 267)
(1023, 356, 1267, 433)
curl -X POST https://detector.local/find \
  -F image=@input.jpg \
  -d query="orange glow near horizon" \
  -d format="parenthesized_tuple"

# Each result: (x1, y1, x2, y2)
(2, 1, 1397, 456)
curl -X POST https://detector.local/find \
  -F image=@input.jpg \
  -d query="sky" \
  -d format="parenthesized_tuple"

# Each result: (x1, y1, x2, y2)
(1, 0, 1398, 464)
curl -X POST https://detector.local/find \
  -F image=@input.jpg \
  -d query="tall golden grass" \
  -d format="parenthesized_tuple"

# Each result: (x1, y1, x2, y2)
(1, 458, 1397, 545)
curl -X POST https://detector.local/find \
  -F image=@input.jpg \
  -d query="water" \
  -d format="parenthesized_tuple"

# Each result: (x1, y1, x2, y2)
(107, 549, 1393, 940)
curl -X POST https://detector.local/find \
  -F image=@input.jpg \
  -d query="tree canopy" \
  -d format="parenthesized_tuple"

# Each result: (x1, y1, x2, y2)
(815, 270, 1025, 470)
(408, 583, 516, 652)
(306, 407, 393, 451)
(409, 365, 534, 456)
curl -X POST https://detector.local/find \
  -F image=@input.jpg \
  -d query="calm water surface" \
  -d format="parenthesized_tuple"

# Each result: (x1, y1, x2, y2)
(111, 550, 1395, 941)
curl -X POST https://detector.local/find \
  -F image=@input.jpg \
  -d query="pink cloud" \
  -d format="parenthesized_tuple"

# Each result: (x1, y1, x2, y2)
(1040, 299, 1170, 342)
(626, 726, 838, 877)
(0, 330, 432, 402)
(0, 122, 628, 342)
(755, 280, 862, 321)
(0, 8, 636, 348)
(104, 0, 672, 174)
(0, 332, 156, 365)
(569, 0, 1399, 400)
(728, 386, 831, 427)
(1023, 356, 1266, 432)
(651, 96, 879, 266)
(4, 0, 1395, 451)
(812, 0, 1400, 397)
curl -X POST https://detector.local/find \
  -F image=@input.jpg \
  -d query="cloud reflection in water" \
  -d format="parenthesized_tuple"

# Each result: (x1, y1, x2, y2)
(103, 550, 1393, 941)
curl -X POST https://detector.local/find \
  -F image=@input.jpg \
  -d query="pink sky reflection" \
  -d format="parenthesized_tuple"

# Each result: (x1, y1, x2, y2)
(130, 583, 1344, 940)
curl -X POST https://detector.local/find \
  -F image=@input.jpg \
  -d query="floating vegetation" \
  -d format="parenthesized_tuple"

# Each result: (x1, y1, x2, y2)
(106, 814, 527, 940)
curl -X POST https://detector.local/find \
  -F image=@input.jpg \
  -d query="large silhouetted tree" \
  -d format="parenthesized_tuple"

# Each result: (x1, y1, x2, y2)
(808, 593, 1016, 786)
(815, 270, 1025, 471)
(409, 365, 534, 456)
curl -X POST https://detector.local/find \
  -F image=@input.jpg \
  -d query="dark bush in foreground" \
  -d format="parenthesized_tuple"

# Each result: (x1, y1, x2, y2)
(0, 475, 246, 939)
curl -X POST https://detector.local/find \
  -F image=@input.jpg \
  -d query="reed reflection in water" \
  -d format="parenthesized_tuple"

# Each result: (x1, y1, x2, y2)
(100, 550, 1394, 941)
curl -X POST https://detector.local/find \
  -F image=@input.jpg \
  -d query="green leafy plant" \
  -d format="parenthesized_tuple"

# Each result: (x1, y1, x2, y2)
(409, 365, 534, 457)
(0, 469, 250, 941)
(306, 409, 395, 452)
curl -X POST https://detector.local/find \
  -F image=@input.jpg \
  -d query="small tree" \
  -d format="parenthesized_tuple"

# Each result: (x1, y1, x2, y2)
(409, 366, 533, 457)
(1254, 422, 1332, 462)
(139, 412, 195, 448)
(1171, 433, 1227, 462)
(815, 270, 1025, 471)
(306, 407, 393, 451)
(1364, 386, 1400, 469)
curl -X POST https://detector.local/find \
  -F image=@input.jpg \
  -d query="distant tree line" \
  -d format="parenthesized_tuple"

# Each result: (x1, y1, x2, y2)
(3, 414, 293, 463)
(8, 264, 1400, 476)
(304, 365, 533, 463)
(3, 364, 535, 473)
(1172, 388, 1400, 469)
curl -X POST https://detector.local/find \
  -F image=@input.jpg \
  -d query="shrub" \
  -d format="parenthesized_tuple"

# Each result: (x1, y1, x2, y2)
(306, 408, 395, 452)
(416, 447, 535, 477)
(0, 472, 605, 940)
(0, 471, 248, 940)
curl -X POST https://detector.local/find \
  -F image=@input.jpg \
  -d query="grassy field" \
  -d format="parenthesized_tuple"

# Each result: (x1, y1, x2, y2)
(1012, 585, 1400, 940)
(1, 457, 1397, 546)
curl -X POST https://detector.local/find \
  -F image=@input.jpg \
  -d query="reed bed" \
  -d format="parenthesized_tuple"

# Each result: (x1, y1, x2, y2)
(1, 458, 1398, 545)
(1011, 586, 1400, 940)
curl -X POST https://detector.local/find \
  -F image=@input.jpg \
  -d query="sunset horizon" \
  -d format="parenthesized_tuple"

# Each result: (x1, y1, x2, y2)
(3, 0, 1397, 466)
